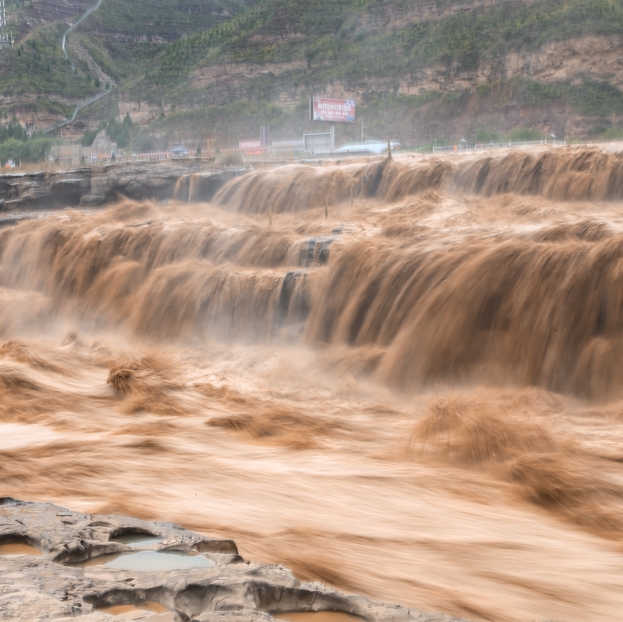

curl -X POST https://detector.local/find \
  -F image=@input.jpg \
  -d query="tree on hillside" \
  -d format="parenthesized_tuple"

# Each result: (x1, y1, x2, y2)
(0, 139, 22, 165)
(80, 130, 99, 147)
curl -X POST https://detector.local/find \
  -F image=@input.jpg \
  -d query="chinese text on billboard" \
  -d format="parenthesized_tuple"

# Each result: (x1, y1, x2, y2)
(312, 98, 356, 123)
(239, 140, 261, 150)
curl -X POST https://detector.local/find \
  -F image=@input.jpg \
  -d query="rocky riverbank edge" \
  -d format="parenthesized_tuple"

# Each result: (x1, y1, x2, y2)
(0, 162, 244, 213)
(0, 498, 469, 622)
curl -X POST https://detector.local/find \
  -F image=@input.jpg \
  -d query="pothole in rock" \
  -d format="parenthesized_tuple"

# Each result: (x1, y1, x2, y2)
(76, 550, 215, 571)
(0, 543, 42, 557)
(97, 602, 173, 620)
(274, 613, 365, 622)
(110, 533, 165, 548)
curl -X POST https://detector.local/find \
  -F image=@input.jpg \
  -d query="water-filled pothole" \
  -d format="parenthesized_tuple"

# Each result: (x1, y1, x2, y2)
(110, 533, 164, 547)
(0, 543, 42, 557)
(77, 550, 215, 571)
(274, 613, 364, 622)
(97, 601, 169, 620)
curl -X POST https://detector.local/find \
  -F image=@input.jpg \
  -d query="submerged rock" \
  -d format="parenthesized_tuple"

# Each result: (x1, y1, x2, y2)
(0, 498, 469, 622)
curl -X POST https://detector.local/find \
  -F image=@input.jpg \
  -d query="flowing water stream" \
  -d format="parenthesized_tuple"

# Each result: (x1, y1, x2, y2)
(3, 146, 623, 621)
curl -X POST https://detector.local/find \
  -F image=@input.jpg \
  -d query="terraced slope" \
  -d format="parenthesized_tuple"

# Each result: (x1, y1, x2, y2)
(123, 0, 623, 146)
(3, 0, 623, 146)
(0, 0, 259, 123)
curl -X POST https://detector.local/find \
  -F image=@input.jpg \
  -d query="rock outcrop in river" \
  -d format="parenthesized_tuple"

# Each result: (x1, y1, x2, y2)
(0, 498, 468, 622)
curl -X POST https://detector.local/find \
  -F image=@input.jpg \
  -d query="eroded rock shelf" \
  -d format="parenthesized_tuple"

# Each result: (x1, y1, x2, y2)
(0, 498, 469, 622)
(0, 163, 243, 212)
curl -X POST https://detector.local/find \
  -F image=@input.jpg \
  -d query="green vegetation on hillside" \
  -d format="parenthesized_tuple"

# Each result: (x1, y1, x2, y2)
(0, 25, 98, 103)
(0, 0, 260, 117)
(4, 0, 623, 146)
(131, 0, 623, 105)
(110, 0, 623, 147)
(69, 0, 260, 85)
(0, 122, 56, 165)
(136, 73, 623, 149)
(87, 0, 258, 37)
(399, 0, 623, 71)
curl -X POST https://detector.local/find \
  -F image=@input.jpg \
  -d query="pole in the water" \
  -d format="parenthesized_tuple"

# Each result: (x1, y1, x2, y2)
(387, 139, 392, 161)
(269, 208, 273, 226)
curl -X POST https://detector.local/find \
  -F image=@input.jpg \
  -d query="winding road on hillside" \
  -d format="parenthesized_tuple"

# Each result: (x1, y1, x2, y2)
(44, 0, 111, 134)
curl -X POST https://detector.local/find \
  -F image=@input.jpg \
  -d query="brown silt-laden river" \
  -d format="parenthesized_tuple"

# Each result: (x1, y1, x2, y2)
(3, 147, 623, 621)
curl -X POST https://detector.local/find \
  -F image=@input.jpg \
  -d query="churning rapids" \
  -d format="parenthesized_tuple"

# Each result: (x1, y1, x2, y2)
(4, 146, 623, 621)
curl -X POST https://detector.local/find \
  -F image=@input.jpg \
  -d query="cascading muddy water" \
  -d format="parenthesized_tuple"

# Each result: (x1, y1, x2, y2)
(0, 200, 314, 340)
(306, 228, 623, 399)
(4, 146, 623, 622)
(4, 147, 623, 392)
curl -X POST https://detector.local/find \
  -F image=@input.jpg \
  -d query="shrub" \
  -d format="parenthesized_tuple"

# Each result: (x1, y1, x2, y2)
(599, 127, 623, 140)
(0, 139, 22, 164)
(474, 128, 499, 143)
(80, 130, 99, 147)
(506, 127, 542, 142)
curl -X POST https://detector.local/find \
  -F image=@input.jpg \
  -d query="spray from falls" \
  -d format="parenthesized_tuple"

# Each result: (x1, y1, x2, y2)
(210, 146, 623, 217)
(0, 201, 313, 341)
(3, 147, 623, 620)
(5, 146, 623, 396)
(307, 228, 623, 398)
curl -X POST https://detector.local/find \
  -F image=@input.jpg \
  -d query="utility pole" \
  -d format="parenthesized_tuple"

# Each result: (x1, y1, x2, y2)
(0, 0, 7, 48)
(0, 0, 11, 48)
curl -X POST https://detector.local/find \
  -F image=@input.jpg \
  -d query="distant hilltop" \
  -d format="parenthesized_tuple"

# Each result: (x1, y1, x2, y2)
(1, 0, 623, 149)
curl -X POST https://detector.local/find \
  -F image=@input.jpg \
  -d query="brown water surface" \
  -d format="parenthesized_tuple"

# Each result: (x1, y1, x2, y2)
(274, 612, 364, 622)
(97, 602, 168, 619)
(98, 605, 142, 615)
(0, 543, 41, 556)
(3, 147, 623, 621)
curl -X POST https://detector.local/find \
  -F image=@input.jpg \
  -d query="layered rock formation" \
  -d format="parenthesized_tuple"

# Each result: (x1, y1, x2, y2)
(0, 498, 468, 622)
(0, 162, 243, 212)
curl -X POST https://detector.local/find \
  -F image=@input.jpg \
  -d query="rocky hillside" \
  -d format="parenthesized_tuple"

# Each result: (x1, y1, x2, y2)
(0, 0, 258, 127)
(118, 0, 623, 147)
(3, 0, 623, 148)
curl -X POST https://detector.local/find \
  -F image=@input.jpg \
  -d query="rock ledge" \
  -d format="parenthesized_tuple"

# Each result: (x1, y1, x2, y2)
(0, 498, 469, 622)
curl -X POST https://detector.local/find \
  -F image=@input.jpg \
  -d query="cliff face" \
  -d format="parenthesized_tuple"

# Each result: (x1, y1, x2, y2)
(0, 0, 259, 121)
(110, 0, 623, 146)
(114, 35, 623, 147)
(28, 0, 94, 24)
(177, 34, 623, 103)
(4, 0, 623, 145)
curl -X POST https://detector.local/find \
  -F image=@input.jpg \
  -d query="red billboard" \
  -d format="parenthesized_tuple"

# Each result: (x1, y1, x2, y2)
(311, 98, 356, 123)
(239, 140, 261, 150)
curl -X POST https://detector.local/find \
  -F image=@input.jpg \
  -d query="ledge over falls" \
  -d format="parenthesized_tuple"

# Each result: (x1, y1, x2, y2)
(0, 162, 244, 211)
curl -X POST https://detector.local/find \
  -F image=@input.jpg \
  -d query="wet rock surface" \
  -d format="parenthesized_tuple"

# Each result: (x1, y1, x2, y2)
(0, 498, 469, 622)
(0, 163, 244, 211)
